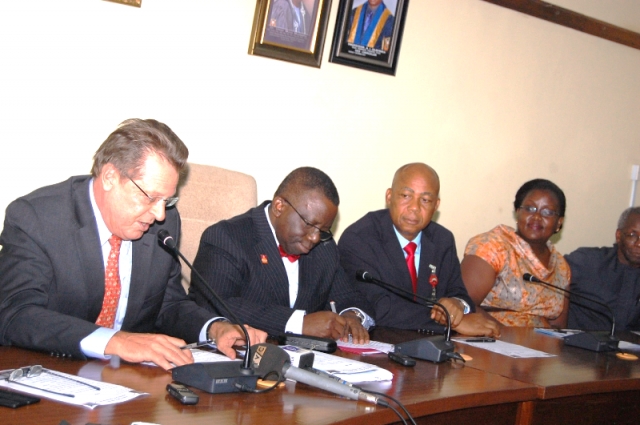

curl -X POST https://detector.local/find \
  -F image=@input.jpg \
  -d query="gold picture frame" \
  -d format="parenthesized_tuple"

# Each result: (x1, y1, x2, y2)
(103, 0, 141, 7)
(249, 0, 333, 67)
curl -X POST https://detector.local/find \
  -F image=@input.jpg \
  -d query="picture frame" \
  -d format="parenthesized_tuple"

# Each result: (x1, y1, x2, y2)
(329, 0, 409, 75)
(249, 0, 333, 68)
(103, 0, 141, 7)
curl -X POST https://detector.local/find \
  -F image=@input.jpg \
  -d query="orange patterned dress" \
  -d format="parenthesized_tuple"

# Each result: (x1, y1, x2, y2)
(464, 225, 571, 327)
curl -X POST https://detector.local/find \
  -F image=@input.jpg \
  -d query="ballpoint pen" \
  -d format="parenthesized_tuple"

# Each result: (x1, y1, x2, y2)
(330, 300, 337, 314)
(180, 339, 215, 350)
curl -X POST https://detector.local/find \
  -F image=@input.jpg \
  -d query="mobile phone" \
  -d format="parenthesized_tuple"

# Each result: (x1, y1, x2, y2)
(166, 382, 199, 405)
(388, 351, 416, 367)
(277, 333, 337, 353)
(0, 388, 41, 408)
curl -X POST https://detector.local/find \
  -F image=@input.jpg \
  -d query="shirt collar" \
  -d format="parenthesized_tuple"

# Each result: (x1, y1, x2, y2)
(393, 225, 422, 251)
(89, 178, 112, 247)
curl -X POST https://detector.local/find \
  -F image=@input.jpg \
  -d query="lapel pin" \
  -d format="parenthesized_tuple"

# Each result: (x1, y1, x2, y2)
(260, 254, 268, 265)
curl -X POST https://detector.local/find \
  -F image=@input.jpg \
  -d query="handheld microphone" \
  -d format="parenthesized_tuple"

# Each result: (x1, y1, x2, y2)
(157, 230, 258, 393)
(522, 273, 619, 352)
(356, 270, 462, 363)
(250, 343, 385, 406)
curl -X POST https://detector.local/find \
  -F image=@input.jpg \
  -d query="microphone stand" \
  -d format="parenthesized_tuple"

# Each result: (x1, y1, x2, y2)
(356, 270, 463, 363)
(523, 273, 619, 352)
(157, 230, 259, 393)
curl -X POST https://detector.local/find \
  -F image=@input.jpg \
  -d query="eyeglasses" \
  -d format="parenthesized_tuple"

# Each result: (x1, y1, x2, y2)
(281, 197, 333, 242)
(622, 232, 640, 244)
(3, 365, 101, 397)
(129, 178, 179, 208)
(518, 205, 559, 218)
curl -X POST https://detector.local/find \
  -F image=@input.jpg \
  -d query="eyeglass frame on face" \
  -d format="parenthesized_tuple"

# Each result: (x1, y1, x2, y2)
(622, 231, 640, 245)
(280, 197, 333, 242)
(128, 177, 179, 208)
(5, 364, 101, 397)
(517, 205, 559, 218)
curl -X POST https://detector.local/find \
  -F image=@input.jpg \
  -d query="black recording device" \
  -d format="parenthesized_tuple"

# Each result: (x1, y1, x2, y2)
(166, 383, 199, 405)
(388, 351, 416, 367)
(158, 231, 258, 394)
(278, 333, 337, 353)
(523, 273, 619, 352)
(0, 388, 40, 408)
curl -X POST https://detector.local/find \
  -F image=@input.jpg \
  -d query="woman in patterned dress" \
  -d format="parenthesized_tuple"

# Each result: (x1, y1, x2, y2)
(461, 179, 570, 328)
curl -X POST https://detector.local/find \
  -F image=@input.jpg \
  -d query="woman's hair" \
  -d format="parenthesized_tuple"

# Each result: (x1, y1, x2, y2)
(513, 179, 566, 217)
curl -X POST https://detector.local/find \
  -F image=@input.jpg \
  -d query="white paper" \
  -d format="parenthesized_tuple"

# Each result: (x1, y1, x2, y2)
(0, 369, 145, 409)
(618, 341, 640, 352)
(454, 338, 556, 358)
(336, 339, 394, 354)
(310, 351, 393, 382)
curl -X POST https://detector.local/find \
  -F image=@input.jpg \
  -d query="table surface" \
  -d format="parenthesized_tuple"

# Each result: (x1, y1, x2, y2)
(1, 327, 639, 425)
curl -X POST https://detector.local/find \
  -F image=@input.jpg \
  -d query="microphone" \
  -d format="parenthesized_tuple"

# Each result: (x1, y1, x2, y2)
(522, 273, 619, 352)
(250, 343, 386, 406)
(157, 230, 258, 393)
(356, 270, 462, 363)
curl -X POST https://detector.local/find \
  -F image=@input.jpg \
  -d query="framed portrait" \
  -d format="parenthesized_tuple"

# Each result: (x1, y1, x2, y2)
(329, 0, 409, 75)
(249, 0, 332, 68)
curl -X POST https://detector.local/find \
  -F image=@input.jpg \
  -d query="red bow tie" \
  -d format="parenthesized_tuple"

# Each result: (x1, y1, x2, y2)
(278, 245, 300, 263)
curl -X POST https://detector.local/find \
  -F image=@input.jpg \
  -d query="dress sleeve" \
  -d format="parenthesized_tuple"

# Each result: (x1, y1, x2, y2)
(464, 229, 507, 275)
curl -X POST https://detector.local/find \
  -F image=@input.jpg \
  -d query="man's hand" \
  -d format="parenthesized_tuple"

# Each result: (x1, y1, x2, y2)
(209, 322, 267, 359)
(431, 297, 465, 327)
(105, 331, 193, 371)
(302, 311, 370, 344)
(453, 313, 501, 338)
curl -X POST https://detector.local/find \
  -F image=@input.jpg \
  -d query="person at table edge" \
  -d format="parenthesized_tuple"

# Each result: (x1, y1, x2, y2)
(566, 206, 640, 331)
(339, 162, 500, 337)
(190, 166, 374, 344)
(0, 118, 266, 370)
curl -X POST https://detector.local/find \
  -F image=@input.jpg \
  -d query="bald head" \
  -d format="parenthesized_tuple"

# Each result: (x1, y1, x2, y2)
(386, 163, 441, 241)
(391, 163, 440, 194)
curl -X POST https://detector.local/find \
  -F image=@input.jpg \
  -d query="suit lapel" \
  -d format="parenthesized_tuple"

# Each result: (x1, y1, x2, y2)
(417, 225, 436, 297)
(72, 177, 107, 321)
(380, 212, 415, 290)
(124, 231, 155, 327)
(252, 204, 291, 306)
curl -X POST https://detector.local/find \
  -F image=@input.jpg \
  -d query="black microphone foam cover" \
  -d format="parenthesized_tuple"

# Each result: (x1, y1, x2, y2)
(157, 229, 176, 249)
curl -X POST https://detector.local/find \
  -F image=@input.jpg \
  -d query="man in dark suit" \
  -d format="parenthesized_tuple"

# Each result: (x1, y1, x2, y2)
(339, 163, 500, 337)
(566, 207, 640, 331)
(0, 119, 265, 370)
(190, 167, 373, 343)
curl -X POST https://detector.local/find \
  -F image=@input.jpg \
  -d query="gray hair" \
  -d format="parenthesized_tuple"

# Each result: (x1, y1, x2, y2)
(617, 207, 640, 230)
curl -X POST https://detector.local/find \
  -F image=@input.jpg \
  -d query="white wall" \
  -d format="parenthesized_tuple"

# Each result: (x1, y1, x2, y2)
(1, 0, 639, 257)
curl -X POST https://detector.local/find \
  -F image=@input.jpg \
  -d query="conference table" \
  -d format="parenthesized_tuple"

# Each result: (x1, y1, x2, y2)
(1, 327, 639, 425)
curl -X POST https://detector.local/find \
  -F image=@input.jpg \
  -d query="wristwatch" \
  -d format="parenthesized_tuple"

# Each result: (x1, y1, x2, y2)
(344, 308, 365, 324)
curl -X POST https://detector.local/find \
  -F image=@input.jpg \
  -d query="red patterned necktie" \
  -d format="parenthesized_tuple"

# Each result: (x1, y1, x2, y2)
(96, 235, 122, 328)
(278, 245, 300, 263)
(404, 242, 418, 295)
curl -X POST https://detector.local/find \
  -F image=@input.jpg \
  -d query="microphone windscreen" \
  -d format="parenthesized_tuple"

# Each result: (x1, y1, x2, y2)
(157, 229, 176, 249)
(355, 270, 373, 282)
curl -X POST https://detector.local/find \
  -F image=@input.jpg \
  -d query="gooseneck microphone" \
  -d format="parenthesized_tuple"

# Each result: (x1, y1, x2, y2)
(157, 230, 258, 393)
(356, 270, 463, 363)
(249, 343, 385, 406)
(522, 273, 619, 352)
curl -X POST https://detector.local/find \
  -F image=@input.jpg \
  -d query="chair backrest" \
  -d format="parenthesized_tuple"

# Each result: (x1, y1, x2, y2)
(176, 163, 257, 290)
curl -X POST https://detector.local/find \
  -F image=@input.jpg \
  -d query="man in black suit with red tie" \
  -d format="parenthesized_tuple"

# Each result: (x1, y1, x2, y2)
(190, 167, 374, 343)
(339, 163, 500, 337)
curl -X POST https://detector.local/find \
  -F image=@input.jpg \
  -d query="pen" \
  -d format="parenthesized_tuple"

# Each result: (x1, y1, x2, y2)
(330, 300, 337, 314)
(180, 339, 214, 350)
(463, 338, 495, 343)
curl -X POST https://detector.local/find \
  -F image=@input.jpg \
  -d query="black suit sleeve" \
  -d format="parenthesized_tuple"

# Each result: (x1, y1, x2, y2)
(0, 198, 100, 359)
(190, 221, 298, 336)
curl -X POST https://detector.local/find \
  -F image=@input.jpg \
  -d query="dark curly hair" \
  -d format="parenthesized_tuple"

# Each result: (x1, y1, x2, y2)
(513, 179, 566, 217)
